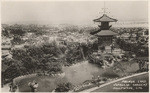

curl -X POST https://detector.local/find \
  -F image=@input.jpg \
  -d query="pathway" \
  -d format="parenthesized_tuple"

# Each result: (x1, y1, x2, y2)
(81, 72, 148, 92)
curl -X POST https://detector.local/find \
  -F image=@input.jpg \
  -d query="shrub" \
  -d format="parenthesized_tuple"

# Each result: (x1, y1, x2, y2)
(55, 82, 73, 92)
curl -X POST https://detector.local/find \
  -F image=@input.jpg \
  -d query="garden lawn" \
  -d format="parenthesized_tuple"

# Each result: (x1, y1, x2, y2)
(14, 74, 68, 92)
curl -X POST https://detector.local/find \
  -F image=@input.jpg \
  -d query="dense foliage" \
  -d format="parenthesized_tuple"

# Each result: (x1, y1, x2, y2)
(2, 40, 94, 84)
(116, 38, 148, 57)
(55, 82, 73, 92)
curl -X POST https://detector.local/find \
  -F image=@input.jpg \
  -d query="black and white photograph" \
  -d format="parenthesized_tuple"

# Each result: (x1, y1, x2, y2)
(1, 0, 149, 92)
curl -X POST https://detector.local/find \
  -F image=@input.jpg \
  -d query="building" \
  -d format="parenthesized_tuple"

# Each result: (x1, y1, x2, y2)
(130, 33, 137, 41)
(138, 29, 148, 38)
(112, 48, 122, 54)
(92, 14, 117, 53)
(120, 33, 130, 40)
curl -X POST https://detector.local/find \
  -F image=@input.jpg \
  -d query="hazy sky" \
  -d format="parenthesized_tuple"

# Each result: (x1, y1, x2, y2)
(1, 1, 148, 25)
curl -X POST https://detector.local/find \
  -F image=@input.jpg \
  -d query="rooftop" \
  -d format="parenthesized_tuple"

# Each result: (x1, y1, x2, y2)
(135, 57, 149, 60)
(93, 14, 117, 22)
(96, 30, 117, 36)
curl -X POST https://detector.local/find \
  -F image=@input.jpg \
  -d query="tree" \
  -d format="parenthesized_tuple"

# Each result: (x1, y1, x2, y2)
(2, 28, 9, 37)
(55, 82, 73, 92)
(9, 25, 26, 36)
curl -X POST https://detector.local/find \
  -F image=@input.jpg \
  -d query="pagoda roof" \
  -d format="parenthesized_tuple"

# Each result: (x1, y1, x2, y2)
(96, 30, 117, 36)
(93, 14, 117, 22)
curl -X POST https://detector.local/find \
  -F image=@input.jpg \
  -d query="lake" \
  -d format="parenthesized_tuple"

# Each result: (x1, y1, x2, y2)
(14, 61, 139, 92)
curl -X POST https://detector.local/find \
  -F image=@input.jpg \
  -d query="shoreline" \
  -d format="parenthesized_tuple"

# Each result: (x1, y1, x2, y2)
(79, 72, 148, 92)
(1, 72, 66, 92)
(1, 60, 148, 92)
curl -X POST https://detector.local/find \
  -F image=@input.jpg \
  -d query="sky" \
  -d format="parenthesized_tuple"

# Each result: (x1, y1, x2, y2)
(1, 1, 148, 25)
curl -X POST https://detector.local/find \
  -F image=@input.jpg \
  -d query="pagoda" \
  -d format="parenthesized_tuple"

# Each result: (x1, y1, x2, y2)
(92, 12, 117, 53)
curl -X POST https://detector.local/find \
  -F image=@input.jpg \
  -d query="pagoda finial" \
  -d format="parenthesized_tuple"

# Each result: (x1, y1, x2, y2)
(94, 1, 117, 22)
(104, 1, 106, 14)
(101, 1, 109, 14)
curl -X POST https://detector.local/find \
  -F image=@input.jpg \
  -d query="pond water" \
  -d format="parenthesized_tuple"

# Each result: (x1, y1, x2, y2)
(14, 61, 139, 92)
(62, 61, 119, 86)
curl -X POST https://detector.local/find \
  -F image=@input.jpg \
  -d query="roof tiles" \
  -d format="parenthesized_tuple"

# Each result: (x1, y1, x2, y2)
(96, 30, 117, 36)
(94, 14, 117, 22)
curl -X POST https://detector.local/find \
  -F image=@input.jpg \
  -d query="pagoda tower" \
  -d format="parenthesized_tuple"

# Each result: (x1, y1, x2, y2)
(92, 13, 117, 53)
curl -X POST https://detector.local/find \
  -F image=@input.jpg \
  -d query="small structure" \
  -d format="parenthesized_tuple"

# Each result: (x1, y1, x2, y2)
(92, 14, 117, 53)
